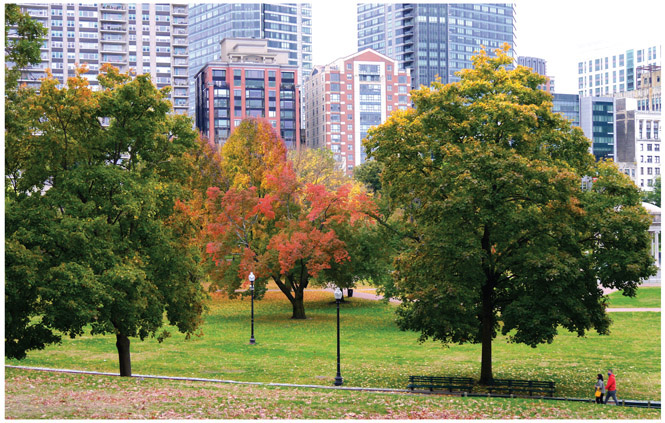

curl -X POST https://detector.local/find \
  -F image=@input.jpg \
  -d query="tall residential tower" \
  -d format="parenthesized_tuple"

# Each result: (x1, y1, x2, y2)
(187, 3, 312, 116)
(303, 49, 411, 175)
(195, 38, 300, 149)
(357, 3, 515, 89)
(9, 3, 190, 114)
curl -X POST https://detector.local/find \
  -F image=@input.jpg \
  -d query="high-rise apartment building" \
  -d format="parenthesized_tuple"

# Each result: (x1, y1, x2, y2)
(357, 3, 515, 89)
(195, 38, 300, 149)
(303, 49, 411, 175)
(9, 3, 190, 114)
(577, 45, 661, 97)
(580, 96, 615, 161)
(187, 3, 312, 116)
(614, 65, 661, 191)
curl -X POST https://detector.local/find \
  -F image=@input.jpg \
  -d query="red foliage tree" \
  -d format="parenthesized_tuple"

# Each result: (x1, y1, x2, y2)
(201, 119, 375, 318)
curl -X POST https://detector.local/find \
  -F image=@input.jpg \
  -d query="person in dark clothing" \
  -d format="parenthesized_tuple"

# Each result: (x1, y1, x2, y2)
(594, 374, 605, 404)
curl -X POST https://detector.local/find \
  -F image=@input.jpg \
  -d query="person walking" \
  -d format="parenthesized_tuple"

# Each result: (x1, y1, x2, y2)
(594, 374, 605, 404)
(604, 369, 618, 405)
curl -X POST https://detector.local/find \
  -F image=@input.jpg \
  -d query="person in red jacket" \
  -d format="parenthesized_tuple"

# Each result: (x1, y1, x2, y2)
(604, 369, 618, 405)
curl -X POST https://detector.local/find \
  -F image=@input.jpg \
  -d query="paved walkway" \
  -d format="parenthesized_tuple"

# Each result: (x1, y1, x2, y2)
(314, 288, 662, 312)
(241, 287, 660, 311)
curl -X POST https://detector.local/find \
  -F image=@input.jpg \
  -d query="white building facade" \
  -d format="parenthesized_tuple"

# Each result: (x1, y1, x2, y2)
(577, 45, 661, 97)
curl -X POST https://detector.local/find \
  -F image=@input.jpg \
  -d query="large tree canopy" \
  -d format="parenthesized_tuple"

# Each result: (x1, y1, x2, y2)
(364, 45, 657, 383)
(5, 66, 207, 376)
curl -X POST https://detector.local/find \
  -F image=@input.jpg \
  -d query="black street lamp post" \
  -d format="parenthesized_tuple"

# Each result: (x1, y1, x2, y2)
(249, 272, 256, 345)
(334, 287, 343, 386)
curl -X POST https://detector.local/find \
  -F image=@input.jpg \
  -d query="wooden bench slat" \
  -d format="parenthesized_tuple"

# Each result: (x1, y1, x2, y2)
(407, 375, 475, 393)
(486, 378, 555, 397)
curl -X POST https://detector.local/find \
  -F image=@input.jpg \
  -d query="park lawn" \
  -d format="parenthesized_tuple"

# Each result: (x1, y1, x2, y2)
(4, 367, 660, 419)
(607, 287, 661, 308)
(5, 291, 660, 401)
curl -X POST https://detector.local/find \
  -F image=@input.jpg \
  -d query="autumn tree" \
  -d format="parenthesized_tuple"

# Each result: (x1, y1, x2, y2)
(364, 45, 657, 383)
(288, 148, 392, 293)
(5, 65, 207, 376)
(288, 147, 349, 190)
(200, 119, 377, 318)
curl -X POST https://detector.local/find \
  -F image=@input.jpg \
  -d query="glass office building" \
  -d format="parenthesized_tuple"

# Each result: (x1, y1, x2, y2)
(552, 93, 580, 128)
(357, 3, 515, 89)
(187, 3, 312, 116)
(580, 96, 615, 160)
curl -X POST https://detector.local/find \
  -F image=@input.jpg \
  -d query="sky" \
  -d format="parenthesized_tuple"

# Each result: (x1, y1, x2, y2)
(312, 0, 664, 93)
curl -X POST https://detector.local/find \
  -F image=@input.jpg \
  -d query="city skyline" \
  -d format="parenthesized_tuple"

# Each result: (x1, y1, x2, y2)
(313, 0, 664, 93)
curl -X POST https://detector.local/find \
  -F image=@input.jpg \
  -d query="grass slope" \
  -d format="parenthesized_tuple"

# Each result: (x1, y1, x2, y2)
(607, 287, 661, 308)
(5, 291, 661, 401)
(4, 367, 661, 419)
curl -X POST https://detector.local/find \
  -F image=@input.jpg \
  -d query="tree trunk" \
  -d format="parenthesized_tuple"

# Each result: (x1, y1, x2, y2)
(115, 333, 132, 377)
(291, 290, 306, 319)
(479, 284, 493, 384)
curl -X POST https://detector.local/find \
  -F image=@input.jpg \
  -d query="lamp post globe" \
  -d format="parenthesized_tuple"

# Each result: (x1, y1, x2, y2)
(334, 287, 343, 386)
(249, 272, 256, 345)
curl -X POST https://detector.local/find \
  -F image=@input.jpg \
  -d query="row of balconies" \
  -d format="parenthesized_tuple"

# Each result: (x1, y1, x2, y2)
(172, 7, 187, 16)
(101, 4, 126, 11)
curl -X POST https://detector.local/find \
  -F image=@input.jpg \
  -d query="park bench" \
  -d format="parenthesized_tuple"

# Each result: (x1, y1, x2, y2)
(485, 378, 556, 397)
(407, 375, 475, 393)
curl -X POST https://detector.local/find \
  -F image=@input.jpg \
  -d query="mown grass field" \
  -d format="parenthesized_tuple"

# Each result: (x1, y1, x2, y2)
(5, 367, 661, 419)
(607, 286, 661, 308)
(6, 288, 660, 404)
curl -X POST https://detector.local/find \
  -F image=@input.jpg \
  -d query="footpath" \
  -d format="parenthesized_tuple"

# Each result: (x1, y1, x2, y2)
(5, 365, 661, 409)
(311, 288, 662, 312)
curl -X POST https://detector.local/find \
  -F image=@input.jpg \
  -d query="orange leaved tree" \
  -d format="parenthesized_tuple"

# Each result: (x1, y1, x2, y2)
(201, 119, 376, 318)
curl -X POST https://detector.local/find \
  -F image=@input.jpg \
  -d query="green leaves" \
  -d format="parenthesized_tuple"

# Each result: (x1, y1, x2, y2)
(5, 66, 207, 370)
(364, 45, 656, 381)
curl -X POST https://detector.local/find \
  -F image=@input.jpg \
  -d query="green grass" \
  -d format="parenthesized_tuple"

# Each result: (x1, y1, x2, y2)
(608, 287, 661, 308)
(6, 291, 661, 402)
(5, 367, 661, 419)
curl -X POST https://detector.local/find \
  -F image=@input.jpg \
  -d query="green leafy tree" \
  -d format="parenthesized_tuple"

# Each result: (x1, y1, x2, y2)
(364, 45, 657, 383)
(5, 4, 48, 193)
(354, 159, 384, 194)
(5, 65, 207, 376)
(5, 3, 47, 91)
(642, 176, 661, 207)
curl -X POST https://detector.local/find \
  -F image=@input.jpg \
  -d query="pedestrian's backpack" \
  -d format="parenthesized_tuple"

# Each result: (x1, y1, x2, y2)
(595, 388, 601, 398)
